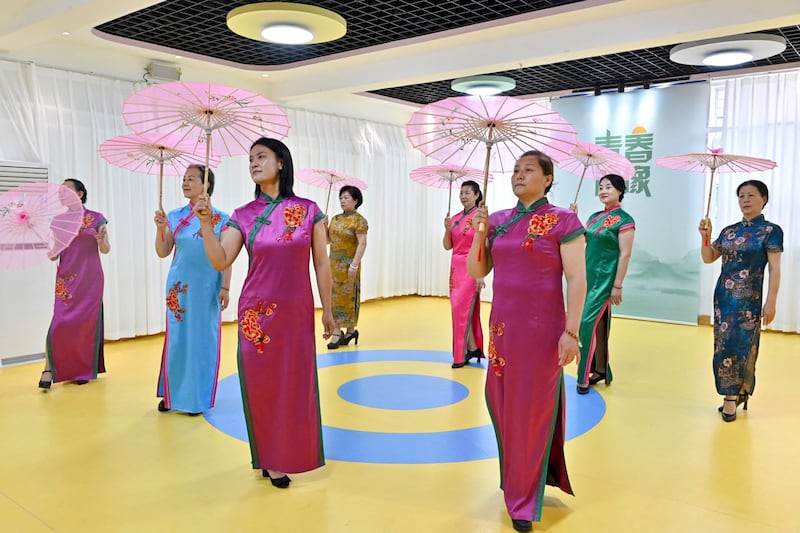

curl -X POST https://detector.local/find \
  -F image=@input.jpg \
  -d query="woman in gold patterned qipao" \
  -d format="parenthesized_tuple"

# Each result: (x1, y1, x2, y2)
(325, 185, 368, 349)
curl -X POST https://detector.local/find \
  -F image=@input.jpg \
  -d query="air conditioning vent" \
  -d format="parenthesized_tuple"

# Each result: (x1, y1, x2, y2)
(0, 161, 49, 193)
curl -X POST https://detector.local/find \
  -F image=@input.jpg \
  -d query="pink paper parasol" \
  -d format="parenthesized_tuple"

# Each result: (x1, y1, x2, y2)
(655, 147, 777, 245)
(295, 169, 367, 214)
(0, 183, 83, 269)
(555, 141, 636, 205)
(121, 81, 290, 198)
(406, 95, 577, 236)
(99, 132, 222, 212)
(409, 164, 493, 215)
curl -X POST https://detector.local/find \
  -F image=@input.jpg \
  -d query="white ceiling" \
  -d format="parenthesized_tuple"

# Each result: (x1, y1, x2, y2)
(1, 0, 799, 125)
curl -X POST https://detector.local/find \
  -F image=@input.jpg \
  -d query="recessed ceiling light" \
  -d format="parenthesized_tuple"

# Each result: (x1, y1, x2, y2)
(174, 55, 183, 59)
(62, 31, 70, 36)
(670, 33, 786, 67)
(702, 50, 754, 66)
(261, 73, 271, 78)
(451, 75, 516, 96)
(261, 23, 312, 44)
(227, 2, 346, 45)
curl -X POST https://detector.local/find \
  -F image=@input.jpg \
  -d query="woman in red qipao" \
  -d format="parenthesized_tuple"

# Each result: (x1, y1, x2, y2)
(468, 150, 586, 532)
(194, 137, 335, 488)
(442, 180, 485, 368)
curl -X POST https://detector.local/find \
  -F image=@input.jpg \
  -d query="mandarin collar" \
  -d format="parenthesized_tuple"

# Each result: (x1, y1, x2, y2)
(742, 214, 765, 227)
(259, 192, 282, 204)
(516, 197, 548, 213)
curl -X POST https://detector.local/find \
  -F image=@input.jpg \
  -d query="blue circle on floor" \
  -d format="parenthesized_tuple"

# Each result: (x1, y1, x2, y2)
(338, 374, 469, 410)
(204, 349, 606, 464)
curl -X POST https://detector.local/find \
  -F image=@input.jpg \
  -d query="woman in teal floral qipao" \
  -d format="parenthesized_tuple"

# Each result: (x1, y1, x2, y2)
(699, 179, 782, 422)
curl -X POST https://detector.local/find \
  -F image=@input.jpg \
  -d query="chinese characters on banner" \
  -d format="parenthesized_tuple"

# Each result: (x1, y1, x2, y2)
(595, 129, 654, 196)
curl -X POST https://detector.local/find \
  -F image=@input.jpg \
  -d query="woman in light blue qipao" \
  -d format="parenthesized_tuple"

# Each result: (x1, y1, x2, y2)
(153, 164, 231, 415)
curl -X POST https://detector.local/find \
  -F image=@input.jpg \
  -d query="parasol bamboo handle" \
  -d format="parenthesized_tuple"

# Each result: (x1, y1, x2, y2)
(572, 167, 588, 206)
(200, 130, 212, 216)
(325, 181, 333, 215)
(477, 137, 494, 234)
(702, 168, 717, 247)
(447, 178, 453, 216)
(158, 158, 165, 242)
(477, 135, 494, 262)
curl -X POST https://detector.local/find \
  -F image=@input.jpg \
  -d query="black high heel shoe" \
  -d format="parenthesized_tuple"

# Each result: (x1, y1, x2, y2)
(262, 470, 291, 488)
(718, 393, 749, 412)
(464, 349, 484, 364)
(340, 330, 359, 346)
(720, 398, 737, 422)
(38, 370, 52, 390)
(157, 399, 171, 412)
(512, 519, 533, 532)
(327, 330, 344, 350)
(588, 372, 606, 385)
(576, 384, 590, 395)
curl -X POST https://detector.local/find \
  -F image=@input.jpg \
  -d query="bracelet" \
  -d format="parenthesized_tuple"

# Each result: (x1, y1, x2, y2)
(221, 287, 229, 291)
(564, 329, 583, 348)
(349, 264, 359, 269)
(613, 285, 622, 289)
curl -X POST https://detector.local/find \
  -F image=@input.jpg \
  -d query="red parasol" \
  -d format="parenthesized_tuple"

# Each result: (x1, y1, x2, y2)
(295, 169, 367, 214)
(406, 95, 577, 235)
(0, 183, 83, 269)
(555, 141, 636, 206)
(409, 164, 493, 215)
(121, 81, 290, 199)
(655, 147, 777, 245)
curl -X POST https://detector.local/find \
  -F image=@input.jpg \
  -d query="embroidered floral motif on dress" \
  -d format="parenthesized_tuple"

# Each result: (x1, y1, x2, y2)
(54, 273, 77, 304)
(81, 214, 95, 229)
(279, 205, 307, 241)
(488, 321, 506, 376)
(463, 217, 473, 234)
(240, 301, 278, 354)
(196, 213, 222, 239)
(521, 213, 558, 251)
(166, 281, 189, 322)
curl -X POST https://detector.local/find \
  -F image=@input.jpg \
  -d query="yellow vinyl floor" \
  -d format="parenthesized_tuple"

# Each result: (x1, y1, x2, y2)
(1, 296, 799, 533)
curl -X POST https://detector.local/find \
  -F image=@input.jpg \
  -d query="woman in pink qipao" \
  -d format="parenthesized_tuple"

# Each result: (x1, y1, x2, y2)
(194, 137, 335, 489)
(468, 151, 586, 533)
(442, 180, 485, 368)
(40, 178, 110, 390)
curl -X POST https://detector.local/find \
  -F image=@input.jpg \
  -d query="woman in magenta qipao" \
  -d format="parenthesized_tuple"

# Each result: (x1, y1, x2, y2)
(195, 137, 335, 489)
(40, 178, 110, 389)
(153, 165, 231, 414)
(442, 180, 485, 368)
(699, 179, 782, 422)
(573, 174, 635, 394)
(468, 151, 586, 533)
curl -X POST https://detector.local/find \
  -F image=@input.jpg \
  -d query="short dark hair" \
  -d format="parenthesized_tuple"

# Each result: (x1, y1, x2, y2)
(736, 179, 769, 206)
(186, 164, 216, 196)
(339, 185, 363, 208)
(518, 150, 554, 193)
(250, 137, 295, 199)
(461, 180, 483, 207)
(599, 173, 626, 202)
(63, 178, 88, 204)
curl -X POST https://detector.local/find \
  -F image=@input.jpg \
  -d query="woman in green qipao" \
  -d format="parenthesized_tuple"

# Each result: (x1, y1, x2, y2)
(573, 174, 635, 395)
(699, 179, 782, 422)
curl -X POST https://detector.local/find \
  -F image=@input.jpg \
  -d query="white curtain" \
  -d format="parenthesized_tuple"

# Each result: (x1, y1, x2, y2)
(0, 60, 466, 352)
(699, 71, 799, 332)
